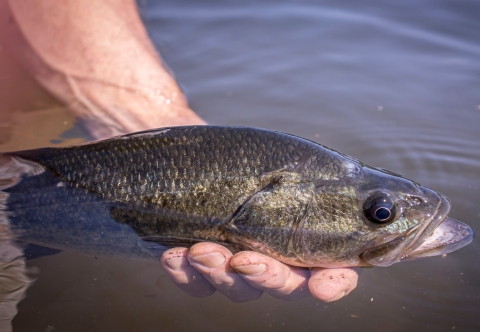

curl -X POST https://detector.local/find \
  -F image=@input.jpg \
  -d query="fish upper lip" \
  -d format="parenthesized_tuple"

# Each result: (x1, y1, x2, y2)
(398, 194, 451, 260)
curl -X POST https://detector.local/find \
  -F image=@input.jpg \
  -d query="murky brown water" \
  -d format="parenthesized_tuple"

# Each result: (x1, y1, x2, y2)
(1, 0, 480, 331)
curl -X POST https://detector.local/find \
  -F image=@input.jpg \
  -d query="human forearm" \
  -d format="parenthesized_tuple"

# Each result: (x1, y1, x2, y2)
(2, 0, 204, 139)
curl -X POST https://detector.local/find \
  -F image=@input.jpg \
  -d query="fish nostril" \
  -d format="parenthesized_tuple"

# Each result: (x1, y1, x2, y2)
(406, 196, 424, 206)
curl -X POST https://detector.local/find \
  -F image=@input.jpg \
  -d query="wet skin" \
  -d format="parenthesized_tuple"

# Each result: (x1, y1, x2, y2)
(160, 243, 359, 302)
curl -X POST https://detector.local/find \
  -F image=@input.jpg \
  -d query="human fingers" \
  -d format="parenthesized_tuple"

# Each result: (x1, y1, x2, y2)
(230, 251, 310, 301)
(160, 247, 216, 298)
(308, 267, 359, 302)
(187, 243, 263, 302)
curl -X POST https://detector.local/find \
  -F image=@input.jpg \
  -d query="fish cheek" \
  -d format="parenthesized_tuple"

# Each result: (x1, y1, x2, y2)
(288, 188, 370, 267)
(292, 225, 369, 268)
(361, 233, 412, 267)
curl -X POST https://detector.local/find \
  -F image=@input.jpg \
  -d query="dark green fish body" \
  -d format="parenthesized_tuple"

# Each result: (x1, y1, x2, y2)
(0, 126, 473, 267)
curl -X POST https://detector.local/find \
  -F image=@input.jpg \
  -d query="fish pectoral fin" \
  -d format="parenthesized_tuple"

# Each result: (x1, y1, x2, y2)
(139, 236, 237, 251)
(219, 171, 310, 229)
(220, 179, 314, 263)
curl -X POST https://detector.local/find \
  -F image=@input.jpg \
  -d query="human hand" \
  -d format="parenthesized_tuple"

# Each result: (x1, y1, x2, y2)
(160, 243, 359, 302)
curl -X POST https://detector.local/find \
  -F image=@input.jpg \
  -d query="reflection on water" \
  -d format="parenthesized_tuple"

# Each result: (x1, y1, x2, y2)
(1, 0, 480, 331)
(0, 204, 29, 332)
(0, 152, 43, 332)
(0, 241, 31, 332)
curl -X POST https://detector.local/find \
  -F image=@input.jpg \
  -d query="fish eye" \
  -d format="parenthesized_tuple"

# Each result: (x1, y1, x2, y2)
(363, 194, 397, 224)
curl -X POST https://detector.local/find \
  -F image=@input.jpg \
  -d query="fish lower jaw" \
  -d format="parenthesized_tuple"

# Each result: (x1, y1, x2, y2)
(401, 218, 474, 261)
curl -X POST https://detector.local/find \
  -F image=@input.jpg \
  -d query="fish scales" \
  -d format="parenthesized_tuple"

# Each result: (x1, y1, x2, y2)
(3, 127, 349, 257)
(0, 126, 473, 267)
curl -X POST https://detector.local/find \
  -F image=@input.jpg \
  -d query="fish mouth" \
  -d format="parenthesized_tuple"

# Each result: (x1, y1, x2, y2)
(398, 194, 453, 260)
(362, 194, 474, 266)
(401, 217, 474, 261)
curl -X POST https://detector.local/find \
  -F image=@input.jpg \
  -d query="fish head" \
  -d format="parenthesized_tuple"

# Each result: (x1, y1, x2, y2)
(296, 163, 473, 267)
(353, 166, 464, 267)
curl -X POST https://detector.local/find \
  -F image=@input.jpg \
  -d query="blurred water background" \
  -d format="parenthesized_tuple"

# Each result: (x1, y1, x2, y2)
(1, 0, 480, 331)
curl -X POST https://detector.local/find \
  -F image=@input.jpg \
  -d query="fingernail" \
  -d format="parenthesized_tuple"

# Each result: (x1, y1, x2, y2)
(190, 252, 226, 268)
(233, 264, 267, 277)
(165, 256, 186, 270)
(326, 290, 346, 302)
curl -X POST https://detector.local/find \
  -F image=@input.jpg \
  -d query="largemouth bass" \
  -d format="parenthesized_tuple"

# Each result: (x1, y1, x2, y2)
(0, 126, 473, 267)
